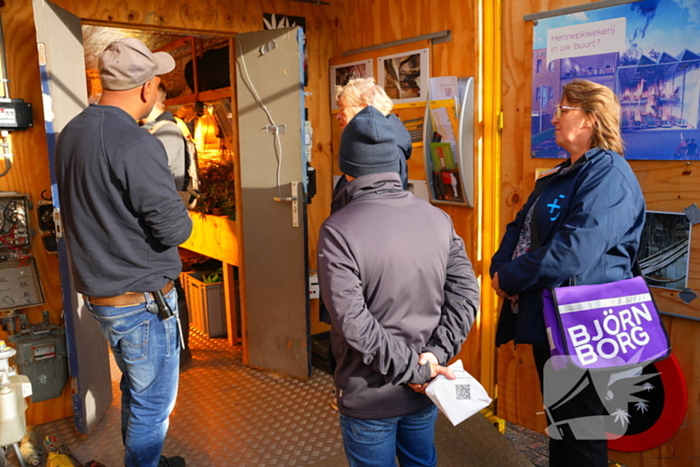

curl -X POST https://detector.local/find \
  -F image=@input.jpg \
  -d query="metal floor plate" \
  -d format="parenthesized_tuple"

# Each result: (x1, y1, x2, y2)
(28, 328, 343, 467)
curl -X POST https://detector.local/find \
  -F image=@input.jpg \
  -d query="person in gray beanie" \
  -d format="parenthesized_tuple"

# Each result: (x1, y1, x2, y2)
(338, 105, 401, 178)
(318, 105, 480, 467)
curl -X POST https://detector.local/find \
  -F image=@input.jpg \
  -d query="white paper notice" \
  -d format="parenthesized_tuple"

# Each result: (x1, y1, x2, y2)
(425, 360, 492, 426)
(429, 76, 459, 100)
(546, 17, 626, 65)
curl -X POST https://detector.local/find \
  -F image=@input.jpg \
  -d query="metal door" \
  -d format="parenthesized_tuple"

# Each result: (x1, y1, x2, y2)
(235, 28, 310, 378)
(32, 0, 112, 434)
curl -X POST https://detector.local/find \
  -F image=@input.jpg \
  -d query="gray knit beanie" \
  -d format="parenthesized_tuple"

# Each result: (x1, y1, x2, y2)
(339, 106, 401, 178)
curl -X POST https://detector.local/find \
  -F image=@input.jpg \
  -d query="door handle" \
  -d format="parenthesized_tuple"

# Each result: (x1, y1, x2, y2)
(273, 181, 300, 227)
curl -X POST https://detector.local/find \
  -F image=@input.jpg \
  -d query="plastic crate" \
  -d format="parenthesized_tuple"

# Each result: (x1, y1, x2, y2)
(181, 271, 226, 337)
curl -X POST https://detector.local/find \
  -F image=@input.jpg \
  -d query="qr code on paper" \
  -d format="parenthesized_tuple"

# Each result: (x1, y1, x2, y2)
(456, 384, 471, 401)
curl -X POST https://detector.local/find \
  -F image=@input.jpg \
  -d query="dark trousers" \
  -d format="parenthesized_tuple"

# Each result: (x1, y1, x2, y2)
(532, 345, 608, 467)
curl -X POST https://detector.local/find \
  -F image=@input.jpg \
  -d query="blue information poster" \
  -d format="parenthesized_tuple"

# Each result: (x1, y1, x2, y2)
(531, 0, 700, 160)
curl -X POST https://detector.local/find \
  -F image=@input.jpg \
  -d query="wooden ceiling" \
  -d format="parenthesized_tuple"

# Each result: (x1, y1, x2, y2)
(82, 25, 183, 69)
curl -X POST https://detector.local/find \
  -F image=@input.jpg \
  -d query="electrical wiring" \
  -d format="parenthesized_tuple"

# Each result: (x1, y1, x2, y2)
(0, 224, 28, 267)
(0, 197, 22, 236)
(235, 37, 285, 199)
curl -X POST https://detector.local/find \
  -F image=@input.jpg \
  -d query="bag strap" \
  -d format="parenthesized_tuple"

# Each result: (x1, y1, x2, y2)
(148, 120, 175, 134)
(148, 120, 192, 192)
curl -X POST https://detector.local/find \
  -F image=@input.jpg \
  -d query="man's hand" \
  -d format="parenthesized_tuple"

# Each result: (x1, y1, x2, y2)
(429, 362, 456, 380)
(418, 351, 439, 366)
(408, 352, 456, 394)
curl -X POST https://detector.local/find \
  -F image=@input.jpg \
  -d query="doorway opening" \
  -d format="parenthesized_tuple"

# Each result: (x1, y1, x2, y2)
(81, 23, 241, 340)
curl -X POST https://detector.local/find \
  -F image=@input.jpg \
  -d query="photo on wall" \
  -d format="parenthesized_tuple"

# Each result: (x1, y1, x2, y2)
(377, 48, 429, 105)
(638, 211, 691, 291)
(531, 0, 700, 160)
(329, 59, 374, 110)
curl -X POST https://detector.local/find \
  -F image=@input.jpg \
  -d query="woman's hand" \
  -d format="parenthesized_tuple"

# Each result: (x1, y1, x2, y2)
(492, 272, 513, 300)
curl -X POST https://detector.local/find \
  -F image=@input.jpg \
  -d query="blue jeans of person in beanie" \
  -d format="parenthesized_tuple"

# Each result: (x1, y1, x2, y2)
(339, 404, 439, 467)
(87, 288, 180, 467)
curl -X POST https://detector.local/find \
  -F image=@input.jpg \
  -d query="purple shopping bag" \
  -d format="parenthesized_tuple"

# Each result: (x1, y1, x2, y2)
(542, 276, 670, 370)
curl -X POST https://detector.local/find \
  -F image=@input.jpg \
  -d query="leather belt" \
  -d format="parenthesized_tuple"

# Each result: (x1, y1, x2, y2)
(85, 281, 174, 307)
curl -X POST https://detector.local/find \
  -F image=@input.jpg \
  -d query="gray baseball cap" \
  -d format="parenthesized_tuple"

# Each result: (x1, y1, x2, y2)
(98, 38, 176, 91)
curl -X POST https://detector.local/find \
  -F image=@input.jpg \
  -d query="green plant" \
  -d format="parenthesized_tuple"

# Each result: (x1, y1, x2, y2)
(202, 267, 223, 284)
(194, 160, 236, 220)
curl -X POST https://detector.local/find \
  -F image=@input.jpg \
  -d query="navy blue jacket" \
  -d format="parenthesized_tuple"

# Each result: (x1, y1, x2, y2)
(491, 148, 645, 347)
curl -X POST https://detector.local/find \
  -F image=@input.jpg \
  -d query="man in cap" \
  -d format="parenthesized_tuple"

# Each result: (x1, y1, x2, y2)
(317, 105, 480, 467)
(55, 38, 192, 467)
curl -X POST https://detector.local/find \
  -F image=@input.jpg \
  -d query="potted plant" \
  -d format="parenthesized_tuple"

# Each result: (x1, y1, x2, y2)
(194, 160, 236, 220)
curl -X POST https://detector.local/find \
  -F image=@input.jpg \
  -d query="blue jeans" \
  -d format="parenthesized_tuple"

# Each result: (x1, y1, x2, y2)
(339, 404, 438, 467)
(87, 288, 180, 467)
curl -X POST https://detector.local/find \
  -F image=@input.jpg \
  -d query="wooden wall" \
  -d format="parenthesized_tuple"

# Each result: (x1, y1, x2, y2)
(500, 0, 700, 465)
(4, 0, 696, 463)
(0, 0, 74, 426)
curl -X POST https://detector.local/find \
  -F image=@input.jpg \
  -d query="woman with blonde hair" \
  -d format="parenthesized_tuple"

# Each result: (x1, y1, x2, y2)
(491, 80, 645, 466)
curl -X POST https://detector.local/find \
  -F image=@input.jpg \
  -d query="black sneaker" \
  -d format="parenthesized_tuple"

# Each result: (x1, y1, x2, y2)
(159, 456, 186, 467)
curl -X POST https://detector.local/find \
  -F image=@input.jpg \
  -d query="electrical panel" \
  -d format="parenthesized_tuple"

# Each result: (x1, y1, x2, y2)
(0, 193, 32, 260)
(0, 98, 33, 131)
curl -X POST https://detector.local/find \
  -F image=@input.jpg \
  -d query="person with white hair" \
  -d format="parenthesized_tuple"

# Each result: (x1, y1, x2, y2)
(332, 78, 413, 211)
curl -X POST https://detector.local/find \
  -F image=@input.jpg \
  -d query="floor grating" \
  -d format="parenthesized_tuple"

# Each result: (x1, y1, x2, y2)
(1, 327, 565, 467)
(26, 328, 343, 467)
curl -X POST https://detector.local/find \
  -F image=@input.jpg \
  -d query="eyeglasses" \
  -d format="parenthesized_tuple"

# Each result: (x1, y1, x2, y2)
(555, 105, 583, 118)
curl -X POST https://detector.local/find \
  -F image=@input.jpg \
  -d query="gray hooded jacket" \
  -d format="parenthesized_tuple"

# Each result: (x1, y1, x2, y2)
(318, 172, 479, 419)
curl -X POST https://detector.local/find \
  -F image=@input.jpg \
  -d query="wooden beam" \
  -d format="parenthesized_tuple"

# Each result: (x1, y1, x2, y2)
(165, 87, 231, 107)
(165, 87, 232, 106)
(180, 213, 238, 265)
(223, 263, 239, 346)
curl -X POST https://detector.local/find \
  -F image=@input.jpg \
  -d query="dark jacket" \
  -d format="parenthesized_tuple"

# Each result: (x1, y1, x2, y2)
(491, 148, 645, 347)
(56, 105, 192, 297)
(318, 172, 479, 419)
(331, 113, 412, 213)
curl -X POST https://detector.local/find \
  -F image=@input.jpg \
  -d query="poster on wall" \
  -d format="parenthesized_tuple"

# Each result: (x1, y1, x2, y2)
(263, 13, 307, 86)
(531, 0, 700, 160)
(377, 48, 429, 105)
(638, 211, 691, 291)
(329, 59, 374, 110)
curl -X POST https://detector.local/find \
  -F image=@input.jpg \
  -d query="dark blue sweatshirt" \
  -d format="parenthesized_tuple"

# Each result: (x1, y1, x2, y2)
(491, 148, 645, 347)
(56, 105, 192, 297)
